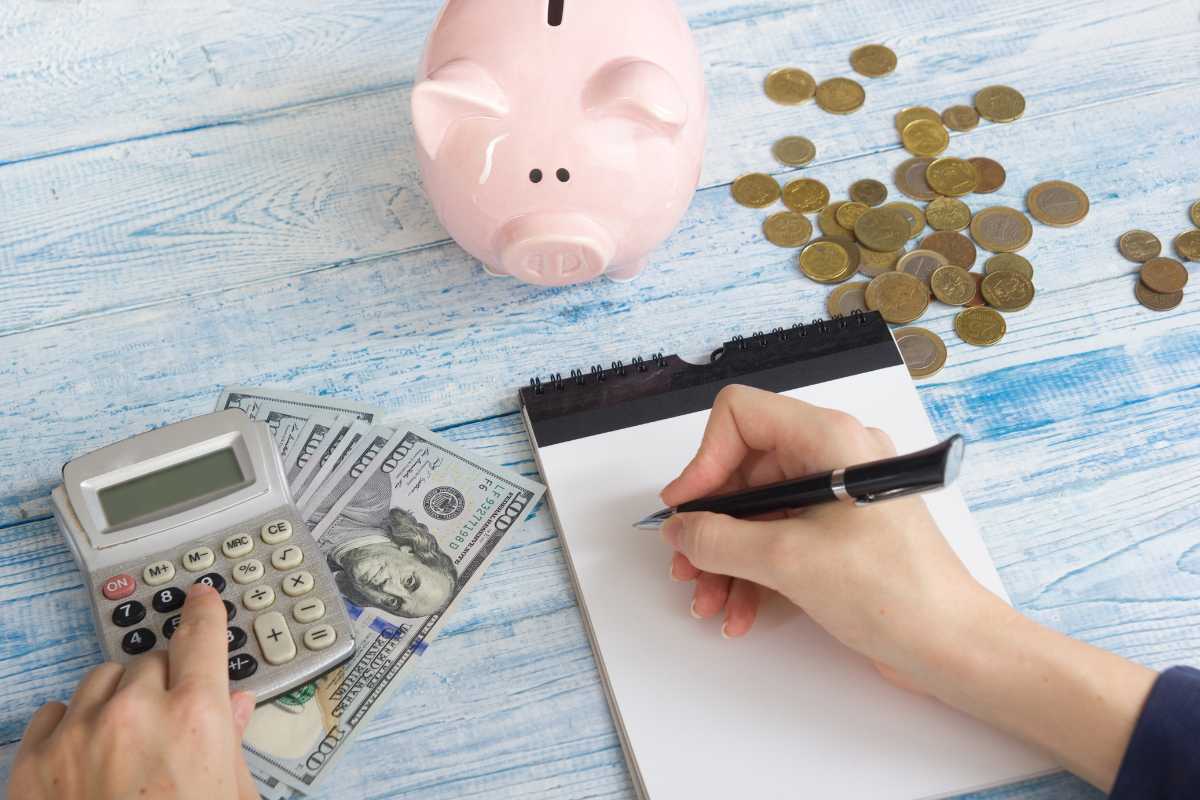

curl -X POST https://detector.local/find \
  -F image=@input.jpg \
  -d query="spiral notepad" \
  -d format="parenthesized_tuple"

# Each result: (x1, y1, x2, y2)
(518, 312, 1055, 800)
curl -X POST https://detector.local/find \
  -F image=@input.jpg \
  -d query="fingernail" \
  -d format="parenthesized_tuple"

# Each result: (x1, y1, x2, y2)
(689, 598, 702, 619)
(661, 515, 682, 548)
(669, 562, 683, 582)
(721, 621, 733, 639)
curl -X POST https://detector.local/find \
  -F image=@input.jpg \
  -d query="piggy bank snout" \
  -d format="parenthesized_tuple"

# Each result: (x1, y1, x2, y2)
(497, 214, 615, 286)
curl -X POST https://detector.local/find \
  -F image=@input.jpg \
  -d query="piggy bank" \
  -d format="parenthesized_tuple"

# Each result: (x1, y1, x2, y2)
(411, 0, 707, 286)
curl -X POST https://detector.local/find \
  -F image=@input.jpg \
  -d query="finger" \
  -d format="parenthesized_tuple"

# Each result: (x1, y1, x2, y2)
(690, 571, 730, 619)
(663, 511, 802, 589)
(168, 583, 231, 692)
(669, 551, 700, 582)
(116, 650, 169, 693)
(64, 661, 125, 719)
(722, 579, 761, 638)
(230, 691, 257, 739)
(865, 427, 897, 456)
(16, 701, 67, 753)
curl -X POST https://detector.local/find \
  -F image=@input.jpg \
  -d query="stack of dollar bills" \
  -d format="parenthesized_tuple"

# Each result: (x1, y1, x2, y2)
(214, 387, 545, 799)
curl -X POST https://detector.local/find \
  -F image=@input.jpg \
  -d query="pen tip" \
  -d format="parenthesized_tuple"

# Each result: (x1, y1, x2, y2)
(633, 508, 674, 531)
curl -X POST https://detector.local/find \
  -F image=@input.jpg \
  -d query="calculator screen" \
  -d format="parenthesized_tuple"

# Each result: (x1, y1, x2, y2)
(98, 448, 247, 529)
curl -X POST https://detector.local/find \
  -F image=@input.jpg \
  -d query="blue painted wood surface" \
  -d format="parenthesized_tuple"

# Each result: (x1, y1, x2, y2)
(2, 0, 1198, 797)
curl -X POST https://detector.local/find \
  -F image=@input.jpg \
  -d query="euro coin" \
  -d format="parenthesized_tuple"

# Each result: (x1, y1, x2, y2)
(974, 85, 1025, 123)
(930, 265, 975, 306)
(971, 206, 1033, 253)
(985, 253, 1034, 280)
(941, 105, 980, 131)
(1191, 200, 1200, 227)
(894, 106, 941, 133)
(901, 119, 949, 157)
(836, 201, 871, 230)
(849, 44, 897, 77)
(1117, 230, 1162, 263)
(782, 178, 830, 213)
(926, 197, 972, 232)
(897, 248, 949, 288)
(1027, 181, 1089, 227)
(981, 270, 1035, 311)
(854, 207, 911, 252)
(968, 157, 1006, 194)
(920, 231, 977, 268)
(884, 201, 926, 238)
(894, 157, 937, 201)
(858, 245, 903, 278)
(894, 327, 947, 379)
(1140, 257, 1189, 293)
(849, 179, 888, 207)
(1175, 230, 1200, 261)
(764, 68, 816, 105)
(732, 173, 781, 208)
(815, 78, 866, 114)
(827, 281, 872, 316)
(819, 202, 853, 238)
(925, 157, 978, 197)
(955, 306, 1006, 346)
(866, 271, 929, 324)
(1135, 281, 1183, 312)
(772, 136, 817, 167)
(762, 212, 813, 247)
(799, 239, 853, 283)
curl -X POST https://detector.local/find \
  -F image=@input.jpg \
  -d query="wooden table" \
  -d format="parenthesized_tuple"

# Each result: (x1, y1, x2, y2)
(2, 1, 1198, 797)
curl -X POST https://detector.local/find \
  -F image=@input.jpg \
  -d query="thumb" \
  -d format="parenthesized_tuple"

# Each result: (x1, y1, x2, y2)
(230, 690, 257, 738)
(662, 512, 794, 589)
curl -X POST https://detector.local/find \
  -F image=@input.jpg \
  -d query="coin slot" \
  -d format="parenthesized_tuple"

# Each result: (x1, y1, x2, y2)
(547, 0, 564, 26)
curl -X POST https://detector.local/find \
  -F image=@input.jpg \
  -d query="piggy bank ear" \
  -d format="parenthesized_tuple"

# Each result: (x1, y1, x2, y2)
(582, 58, 688, 135)
(411, 59, 510, 159)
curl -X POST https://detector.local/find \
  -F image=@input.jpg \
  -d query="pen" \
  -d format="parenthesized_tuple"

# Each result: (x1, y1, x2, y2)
(633, 435, 965, 530)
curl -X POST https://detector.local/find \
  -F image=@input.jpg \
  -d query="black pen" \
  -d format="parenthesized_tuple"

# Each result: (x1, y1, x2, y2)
(633, 435, 965, 530)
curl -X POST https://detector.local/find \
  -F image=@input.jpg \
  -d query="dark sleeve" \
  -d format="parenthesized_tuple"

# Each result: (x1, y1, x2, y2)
(1110, 666, 1200, 799)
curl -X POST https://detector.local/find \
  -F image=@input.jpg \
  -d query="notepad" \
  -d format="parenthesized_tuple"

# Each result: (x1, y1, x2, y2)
(519, 313, 1056, 800)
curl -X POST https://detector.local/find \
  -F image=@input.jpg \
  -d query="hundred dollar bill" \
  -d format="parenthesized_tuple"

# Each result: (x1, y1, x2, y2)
(216, 386, 381, 454)
(282, 414, 343, 490)
(295, 421, 375, 514)
(241, 424, 544, 792)
(303, 425, 394, 535)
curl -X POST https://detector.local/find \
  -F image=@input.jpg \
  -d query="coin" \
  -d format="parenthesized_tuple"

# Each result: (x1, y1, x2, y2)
(894, 158, 937, 202)
(764, 68, 816, 105)
(1175, 230, 1200, 261)
(929, 265, 975, 306)
(1140, 257, 1189, 293)
(849, 179, 888, 207)
(762, 211, 813, 247)
(782, 178, 830, 213)
(849, 44, 897, 78)
(854, 207, 911, 252)
(985, 253, 1034, 280)
(941, 105, 980, 131)
(920, 231, 977, 268)
(894, 327, 947, 379)
(926, 157, 978, 197)
(897, 248, 949, 288)
(858, 246, 902, 278)
(865, 271, 929, 324)
(894, 106, 941, 133)
(772, 136, 817, 167)
(818, 202, 853, 238)
(981, 270, 1035, 311)
(1135, 280, 1183, 311)
(974, 85, 1025, 123)
(836, 201, 871, 230)
(968, 157, 1006, 194)
(827, 281, 872, 316)
(926, 197, 972, 232)
(965, 273, 986, 307)
(799, 239, 853, 283)
(955, 306, 1006, 345)
(815, 77, 866, 114)
(1117, 230, 1162, 263)
(1027, 181, 1089, 227)
(732, 173, 781, 208)
(971, 206, 1034, 253)
(901, 119, 949, 157)
(884, 201, 926, 238)
(1191, 200, 1200, 228)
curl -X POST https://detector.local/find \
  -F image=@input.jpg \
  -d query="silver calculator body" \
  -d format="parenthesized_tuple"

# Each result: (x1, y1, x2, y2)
(52, 410, 355, 703)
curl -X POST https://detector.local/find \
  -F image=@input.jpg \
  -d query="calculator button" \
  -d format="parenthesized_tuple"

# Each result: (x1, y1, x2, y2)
(303, 625, 337, 652)
(222, 533, 254, 559)
(143, 560, 175, 586)
(282, 570, 315, 597)
(101, 574, 136, 601)
(292, 598, 326, 624)
(227, 626, 247, 651)
(271, 545, 303, 571)
(112, 600, 145, 627)
(228, 653, 258, 681)
(182, 546, 215, 572)
(194, 572, 226, 593)
(121, 628, 156, 655)
(232, 559, 264, 585)
(152, 587, 186, 614)
(254, 612, 297, 665)
(223, 600, 236, 621)
(261, 519, 293, 545)
(243, 585, 276, 611)
(163, 614, 182, 639)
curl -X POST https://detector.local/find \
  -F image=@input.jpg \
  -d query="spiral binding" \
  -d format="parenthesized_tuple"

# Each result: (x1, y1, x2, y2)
(527, 311, 872, 395)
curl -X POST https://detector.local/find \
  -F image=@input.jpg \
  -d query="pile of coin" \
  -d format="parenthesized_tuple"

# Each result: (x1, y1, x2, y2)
(898, 86, 1025, 158)
(1117, 201, 1199, 311)
(764, 44, 896, 121)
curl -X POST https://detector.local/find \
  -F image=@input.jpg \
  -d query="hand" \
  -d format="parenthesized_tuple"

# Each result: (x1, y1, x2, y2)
(10, 583, 259, 800)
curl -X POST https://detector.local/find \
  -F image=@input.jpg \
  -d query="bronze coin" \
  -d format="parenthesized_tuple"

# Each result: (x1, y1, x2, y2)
(985, 253, 1034, 280)
(920, 231, 977, 269)
(819, 201, 853, 238)
(967, 157, 1006, 194)
(849, 179, 889, 207)
(764, 68, 817, 105)
(941, 105, 980, 131)
(965, 272, 986, 308)
(1117, 230, 1162, 263)
(1140, 257, 1189, 293)
(1175, 230, 1200, 261)
(1135, 281, 1183, 312)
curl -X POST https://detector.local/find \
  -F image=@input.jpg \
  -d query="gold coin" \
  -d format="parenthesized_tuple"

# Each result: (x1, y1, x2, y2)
(815, 77, 866, 114)
(865, 271, 929, 324)
(849, 179, 888, 207)
(920, 231, 977, 268)
(1190, 200, 1200, 228)
(955, 306, 1006, 346)
(897, 248, 949, 288)
(1175, 230, 1200, 261)
(799, 240, 853, 283)
(968, 157, 1006, 194)
(772, 136, 817, 167)
(764, 68, 816, 105)
(981, 270, 1035, 311)
(894, 158, 936, 201)
(930, 265, 975, 306)
(884, 201, 926, 238)
(941, 105, 980, 131)
(974, 85, 1026, 123)
(827, 281, 872, 316)
(1140, 257, 1189, 293)
(1134, 280, 1183, 312)
(783, 178, 831, 213)
(925, 157, 978, 197)
(732, 173, 781, 208)
(985, 253, 1034, 280)
(858, 246, 902, 278)
(901, 119, 949, 157)
(926, 197, 972, 232)
(849, 44, 897, 78)
(894, 106, 941, 133)
(1027, 181, 1089, 227)
(1118, 230, 1161, 262)
(894, 327, 947, 379)
(818, 202, 853, 238)
(970, 206, 1033, 253)
(762, 211, 813, 248)
(854, 207, 911, 252)
(836, 201, 871, 230)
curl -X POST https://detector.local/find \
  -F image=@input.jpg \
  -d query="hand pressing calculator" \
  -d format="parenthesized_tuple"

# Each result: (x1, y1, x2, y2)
(51, 410, 355, 702)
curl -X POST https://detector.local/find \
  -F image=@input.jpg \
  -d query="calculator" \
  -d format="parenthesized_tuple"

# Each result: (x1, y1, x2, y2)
(51, 409, 355, 702)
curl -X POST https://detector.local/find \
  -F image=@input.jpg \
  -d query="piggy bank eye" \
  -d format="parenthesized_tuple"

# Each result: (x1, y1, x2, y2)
(529, 169, 543, 183)
(556, 168, 570, 182)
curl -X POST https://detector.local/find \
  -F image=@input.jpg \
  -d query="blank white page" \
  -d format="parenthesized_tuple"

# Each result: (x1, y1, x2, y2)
(534, 363, 1056, 800)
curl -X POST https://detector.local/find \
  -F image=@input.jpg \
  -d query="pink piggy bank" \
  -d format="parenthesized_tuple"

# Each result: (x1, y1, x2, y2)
(411, 0, 708, 286)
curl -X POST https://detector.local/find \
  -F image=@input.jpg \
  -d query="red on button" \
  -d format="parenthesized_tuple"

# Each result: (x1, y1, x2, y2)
(102, 574, 136, 600)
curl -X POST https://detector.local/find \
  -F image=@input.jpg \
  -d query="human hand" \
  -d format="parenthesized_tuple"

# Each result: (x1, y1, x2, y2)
(10, 583, 258, 800)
